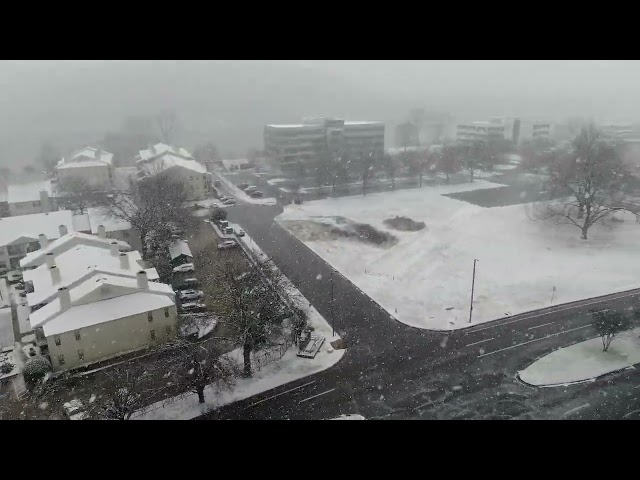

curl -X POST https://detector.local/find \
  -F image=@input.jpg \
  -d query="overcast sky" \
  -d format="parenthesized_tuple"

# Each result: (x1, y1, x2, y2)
(1, 60, 640, 168)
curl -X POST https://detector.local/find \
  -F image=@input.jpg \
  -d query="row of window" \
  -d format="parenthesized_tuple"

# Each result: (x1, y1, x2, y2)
(56, 326, 173, 365)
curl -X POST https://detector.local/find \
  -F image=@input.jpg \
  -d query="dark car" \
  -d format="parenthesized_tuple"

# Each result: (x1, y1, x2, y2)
(214, 180, 222, 187)
(250, 191, 264, 198)
(239, 182, 250, 190)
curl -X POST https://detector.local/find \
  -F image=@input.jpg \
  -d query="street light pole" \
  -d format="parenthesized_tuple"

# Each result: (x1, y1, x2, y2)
(469, 259, 479, 323)
(330, 270, 335, 337)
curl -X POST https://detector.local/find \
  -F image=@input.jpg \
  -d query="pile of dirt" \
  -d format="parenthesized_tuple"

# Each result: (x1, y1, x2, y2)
(280, 218, 397, 247)
(383, 216, 426, 232)
(330, 223, 397, 246)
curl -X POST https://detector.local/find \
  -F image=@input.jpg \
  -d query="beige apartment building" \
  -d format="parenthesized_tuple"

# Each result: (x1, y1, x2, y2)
(137, 153, 211, 201)
(56, 147, 114, 190)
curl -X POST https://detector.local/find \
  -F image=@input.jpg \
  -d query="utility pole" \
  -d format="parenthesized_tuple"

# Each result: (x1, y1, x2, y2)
(469, 259, 479, 323)
(330, 270, 335, 337)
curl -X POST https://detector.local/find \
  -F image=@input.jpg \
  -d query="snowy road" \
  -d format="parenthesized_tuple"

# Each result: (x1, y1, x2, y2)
(196, 204, 640, 420)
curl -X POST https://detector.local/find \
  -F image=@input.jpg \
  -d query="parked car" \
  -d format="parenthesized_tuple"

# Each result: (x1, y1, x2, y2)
(174, 278, 198, 289)
(250, 191, 264, 198)
(180, 302, 207, 313)
(172, 263, 195, 273)
(7, 271, 23, 283)
(178, 289, 204, 301)
(219, 220, 229, 229)
(217, 240, 239, 250)
(244, 185, 257, 192)
(239, 182, 250, 190)
(214, 180, 222, 187)
(223, 198, 236, 205)
(223, 227, 234, 235)
(237, 229, 245, 237)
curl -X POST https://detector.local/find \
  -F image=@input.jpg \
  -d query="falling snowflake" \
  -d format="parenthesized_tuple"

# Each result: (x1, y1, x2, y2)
(316, 274, 322, 280)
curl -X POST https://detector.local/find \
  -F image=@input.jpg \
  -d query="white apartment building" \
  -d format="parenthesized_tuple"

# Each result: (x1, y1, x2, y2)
(137, 153, 211, 201)
(0, 211, 78, 272)
(456, 119, 506, 144)
(135, 143, 194, 165)
(21, 232, 176, 371)
(264, 117, 385, 172)
(7, 180, 56, 216)
(86, 207, 140, 252)
(56, 147, 114, 190)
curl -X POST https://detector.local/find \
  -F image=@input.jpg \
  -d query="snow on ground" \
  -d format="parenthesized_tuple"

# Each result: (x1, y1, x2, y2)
(214, 171, 277, 206)
(494, 164, 518, 171)
(267, 178, 288, 185)
(16, 304, 31, 335)
(0, 278, 9, 308)
(0, 308, 14, 348)
(184, 197, 221, 209)
(191, 209, 210, 217)
(135, 227, 345, 420)
(519, 327, 640, 386)
(276, 180, 640, 330)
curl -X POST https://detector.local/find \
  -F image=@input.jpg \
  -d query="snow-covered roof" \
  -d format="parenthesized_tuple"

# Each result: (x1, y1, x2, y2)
(72, 213, 91, 233)
(57, 146, 113, 169)
(20, 232, 130, 269)
(136, 143, 193, 163)
(344, 121, 384, 126)
(30, 273, 174, 337)
(139, 153, 207, 176)
(24, 245, 158, 307)
(6, 180, 53, 204)
(0, 210, 75, 248)
(87, 207, 131, 233)
(168, 240, 192, 261)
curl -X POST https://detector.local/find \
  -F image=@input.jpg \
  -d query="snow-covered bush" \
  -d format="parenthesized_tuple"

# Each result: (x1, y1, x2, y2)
(0, 362, 14, 375)
(23, 356, 52, 383)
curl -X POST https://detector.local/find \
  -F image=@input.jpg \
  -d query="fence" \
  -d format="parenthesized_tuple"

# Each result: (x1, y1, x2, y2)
(251, 336, 295, 372)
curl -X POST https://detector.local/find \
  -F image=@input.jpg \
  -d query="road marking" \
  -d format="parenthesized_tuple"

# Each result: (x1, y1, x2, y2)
(478, 324, 592, 358)
(527, 322, 553, 330)
(632, 385, 640, 389)
(563, 403, 590, 417)
(588, 309, 610, 315)
(465, 337, 495, 347)
(623, 409, 640, 419)
(299, 388, 336, 404)
(245, 381, 316, 408)
(466, 290, 640, 334)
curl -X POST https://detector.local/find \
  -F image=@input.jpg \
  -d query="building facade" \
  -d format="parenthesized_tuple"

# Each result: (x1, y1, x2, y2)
(264, 117, 385, 172)
(56, 147, 114, 190)
(7, 180, 56, 216)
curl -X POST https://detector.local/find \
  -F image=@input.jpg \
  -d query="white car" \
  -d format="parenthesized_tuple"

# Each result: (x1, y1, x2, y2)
(237, 229, 245, 237)
(180, 302, 207, 313)
(172, 263, 195, 273)
(178, 289, 204, 301)
(217, 240, 238, 250)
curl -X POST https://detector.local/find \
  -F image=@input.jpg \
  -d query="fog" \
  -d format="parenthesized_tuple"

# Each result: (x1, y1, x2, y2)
(1, 60, 639, 168)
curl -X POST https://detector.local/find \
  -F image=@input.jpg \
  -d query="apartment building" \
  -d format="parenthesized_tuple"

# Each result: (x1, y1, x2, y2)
(264, 117, 385, 172)
(21, 232, 176, 371)
(137, 153, 211, 201)
(7, 180, 56, 216)
(135, 143, 194, 165)
(456, 119, 506, 144)
(56, 146, 114, 190)
(0, 211, 78, 272)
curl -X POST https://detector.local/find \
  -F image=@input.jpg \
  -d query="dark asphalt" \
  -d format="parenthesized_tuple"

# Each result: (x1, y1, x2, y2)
(198, 182, 640, 420)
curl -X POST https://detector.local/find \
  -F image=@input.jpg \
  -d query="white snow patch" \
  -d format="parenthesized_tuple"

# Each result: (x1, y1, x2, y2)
(519, 327, 640, 386)
(276, 180, 640, 330)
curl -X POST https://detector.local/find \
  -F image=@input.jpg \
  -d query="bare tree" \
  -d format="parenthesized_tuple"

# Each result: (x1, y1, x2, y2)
(534, 124, 628, 240)
(156, 109, 177, 144)
(591, 310, 631, 352)
(103, 174, 191, 258)
(356, 152, 376, 196)
(58, 178, 98, 214)
(438, 145, 461, 183)
(84, 364, 164, 420)
(382, 153, 401, 190)
(165, 340, 237, 404)
(210, 257, 291, 377)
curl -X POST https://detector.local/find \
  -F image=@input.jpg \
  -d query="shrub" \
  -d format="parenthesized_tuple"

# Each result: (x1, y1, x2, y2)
(23, 356, 52, 383)
(0, 362, 14, 375)
(383, 216, 426, 232)
(211, 208, 227, 223)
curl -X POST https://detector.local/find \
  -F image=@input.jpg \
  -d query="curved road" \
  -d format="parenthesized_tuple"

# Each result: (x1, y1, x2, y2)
(198, 197, 640, 420)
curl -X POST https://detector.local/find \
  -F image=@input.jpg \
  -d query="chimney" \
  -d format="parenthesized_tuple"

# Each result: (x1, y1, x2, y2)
(58, 224, 68, 237)
(50, 265, 61, 285)
(97, 225, 106, 238)
(38, 234, 49, 249)
(110, 241, 119, 256)
(119, 252, 130, 270)
(136, 270, 149, 289)
(45, 252, 55, 268)
(39, 189, 51, 213)
(58, 286, 71, 310)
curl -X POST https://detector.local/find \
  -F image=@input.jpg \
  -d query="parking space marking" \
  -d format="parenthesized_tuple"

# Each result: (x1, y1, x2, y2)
(465, 337, 495, 347)
(246, 381, 316, 408)
(299, 388, 336, 404)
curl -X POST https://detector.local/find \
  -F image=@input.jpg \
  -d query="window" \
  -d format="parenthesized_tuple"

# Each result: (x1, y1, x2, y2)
(147, 312, 153, 323)
(74, 330, 81, 341)
(54, 335, 61, 346)
(77, 349, 84, 360)
(58, 354, 65, 365)
(166, 326, 172, 336)
(164, 307, 170, 318)
(150, 329, 156, 341)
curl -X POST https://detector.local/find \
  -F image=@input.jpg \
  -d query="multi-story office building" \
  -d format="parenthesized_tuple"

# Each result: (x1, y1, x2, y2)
(456, 119, 506, 144)
(264, 117, 384, 172)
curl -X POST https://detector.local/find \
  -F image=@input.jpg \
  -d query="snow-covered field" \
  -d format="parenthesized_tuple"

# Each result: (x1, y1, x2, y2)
(519, 327, 640, 386)
(276, 180, 640, 330)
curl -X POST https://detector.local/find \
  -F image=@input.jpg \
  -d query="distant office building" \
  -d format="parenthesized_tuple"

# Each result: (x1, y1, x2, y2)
(456, 118, 506, 144)
(264, 117, 384, 172)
